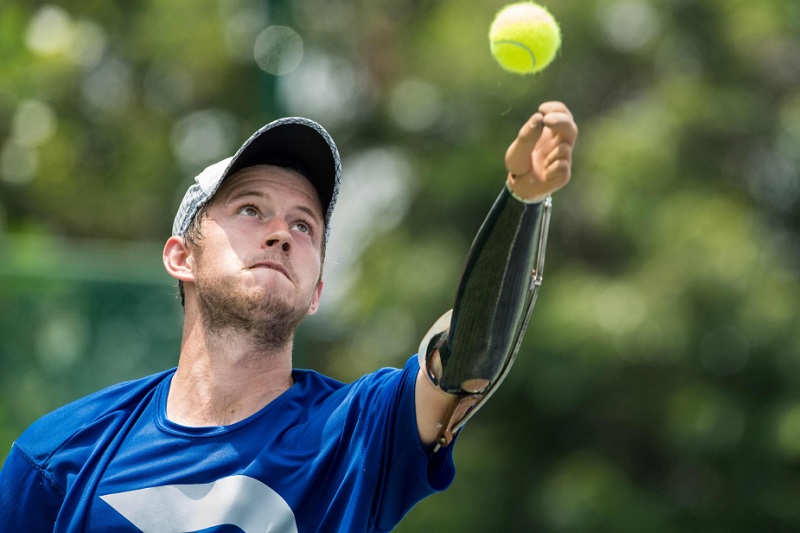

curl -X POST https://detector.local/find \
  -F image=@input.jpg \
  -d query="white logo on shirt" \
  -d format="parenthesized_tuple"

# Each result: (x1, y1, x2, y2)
(101, 474, 298, 532)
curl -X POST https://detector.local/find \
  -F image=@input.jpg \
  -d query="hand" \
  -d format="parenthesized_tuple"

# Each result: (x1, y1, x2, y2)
(505, 101, 578, 202)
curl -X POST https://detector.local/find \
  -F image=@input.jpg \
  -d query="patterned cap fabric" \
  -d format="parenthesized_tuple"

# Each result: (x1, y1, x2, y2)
(172, 117, 342, 241)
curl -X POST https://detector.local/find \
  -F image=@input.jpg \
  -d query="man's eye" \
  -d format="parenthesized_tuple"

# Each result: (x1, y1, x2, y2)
(239, 206, 259, 217)
(292, 221, 311, 234)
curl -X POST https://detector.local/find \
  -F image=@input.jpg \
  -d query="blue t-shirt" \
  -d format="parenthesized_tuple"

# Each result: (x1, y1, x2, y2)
(0, 356, 457, 532)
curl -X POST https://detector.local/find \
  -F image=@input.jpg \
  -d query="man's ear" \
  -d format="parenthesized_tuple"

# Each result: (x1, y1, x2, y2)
(307, 279, 324, 316)
(163, 236, 195, 283)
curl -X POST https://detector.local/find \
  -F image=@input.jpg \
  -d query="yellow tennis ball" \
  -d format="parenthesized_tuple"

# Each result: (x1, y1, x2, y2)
(489, 2, 562, 75)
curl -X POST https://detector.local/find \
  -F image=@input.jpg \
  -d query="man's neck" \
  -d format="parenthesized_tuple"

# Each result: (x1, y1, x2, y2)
(167, 319, 295, 427)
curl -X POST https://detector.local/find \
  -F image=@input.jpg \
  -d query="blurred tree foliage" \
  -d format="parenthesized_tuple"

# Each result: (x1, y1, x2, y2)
(1, 0, 799, 530)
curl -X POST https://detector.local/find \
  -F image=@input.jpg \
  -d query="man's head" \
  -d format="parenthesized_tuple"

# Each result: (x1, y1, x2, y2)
(163, 118, 341, 345)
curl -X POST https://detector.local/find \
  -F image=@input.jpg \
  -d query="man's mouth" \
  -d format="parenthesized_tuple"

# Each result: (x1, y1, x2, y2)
(250, 261, 292, 281)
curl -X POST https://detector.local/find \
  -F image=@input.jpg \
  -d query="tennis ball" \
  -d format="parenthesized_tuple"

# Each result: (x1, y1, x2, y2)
(489, 2, 562, 75)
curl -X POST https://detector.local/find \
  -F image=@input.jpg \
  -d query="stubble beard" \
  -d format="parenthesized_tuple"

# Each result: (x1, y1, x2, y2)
(195, 269, 313, 353)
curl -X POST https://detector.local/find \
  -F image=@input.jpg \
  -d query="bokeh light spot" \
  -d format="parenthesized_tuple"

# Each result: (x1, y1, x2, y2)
(11, 100, 57, 148)
(171, 109, 239, 172)
(776, 405, 800, 459)
(81, 56, 134, 115)
(25, 5, 73, 56)
(1, 143, 39, 185)
(598, 0, 660, 53)
(254, 26, 303, 75)
(388, 79, 444, 132)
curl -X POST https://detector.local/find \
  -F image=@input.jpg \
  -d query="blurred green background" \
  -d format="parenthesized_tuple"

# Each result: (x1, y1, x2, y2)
(1, 0, 799, 530)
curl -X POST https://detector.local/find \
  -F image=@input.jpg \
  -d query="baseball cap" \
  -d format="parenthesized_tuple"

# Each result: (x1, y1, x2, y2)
(172, 117, 341, 240)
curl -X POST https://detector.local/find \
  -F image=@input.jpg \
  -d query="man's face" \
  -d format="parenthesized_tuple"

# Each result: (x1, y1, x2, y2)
(187, 165, 325, 343)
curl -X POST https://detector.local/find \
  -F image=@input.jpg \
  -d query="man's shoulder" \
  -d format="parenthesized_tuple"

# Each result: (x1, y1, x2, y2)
(16, 369, 175, 464)
(291, 356, 418, 410)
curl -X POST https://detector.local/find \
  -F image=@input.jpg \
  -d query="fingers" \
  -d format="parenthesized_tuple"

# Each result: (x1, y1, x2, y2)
(537, 105, 577, 182)
(504, 102, 578, 201)
(543, 112, 579, 144)
(505, 112, 543, 176)
(544, 142, 573, 170)
(545, 156, 571, 185)
(538, 101, 578, 148)
(539, 101, 572, 117)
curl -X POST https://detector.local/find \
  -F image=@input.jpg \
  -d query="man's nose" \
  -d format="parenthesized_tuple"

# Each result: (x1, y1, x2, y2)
(264, 218, 292, 252)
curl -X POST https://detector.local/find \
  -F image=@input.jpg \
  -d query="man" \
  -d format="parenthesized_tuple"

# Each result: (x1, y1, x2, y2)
(0, 102, 577, 531)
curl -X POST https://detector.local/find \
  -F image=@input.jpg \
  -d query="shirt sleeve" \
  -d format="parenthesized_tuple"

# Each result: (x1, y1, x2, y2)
(0, 443, 62, 530)
(357, 355, 458, 531)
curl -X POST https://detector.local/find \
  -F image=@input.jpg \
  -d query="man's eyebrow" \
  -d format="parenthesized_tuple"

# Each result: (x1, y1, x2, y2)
(225, 188, 269, 203)
(294, 204, 323, 224)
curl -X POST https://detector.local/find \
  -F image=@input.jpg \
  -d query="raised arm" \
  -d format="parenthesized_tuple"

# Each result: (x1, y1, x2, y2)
(415, 102, 578, 450)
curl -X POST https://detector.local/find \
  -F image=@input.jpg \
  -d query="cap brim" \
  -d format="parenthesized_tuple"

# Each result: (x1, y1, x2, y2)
(223, 119, 339, 224)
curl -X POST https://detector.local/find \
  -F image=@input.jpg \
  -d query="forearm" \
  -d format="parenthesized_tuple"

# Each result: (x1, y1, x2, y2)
(443, 184, 544, 391)
(416, 101, 575, 450)
(417, 183, 551, 448)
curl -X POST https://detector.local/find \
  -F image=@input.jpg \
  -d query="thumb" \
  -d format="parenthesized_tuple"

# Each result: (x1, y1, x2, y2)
(505, 113, 544, 177)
